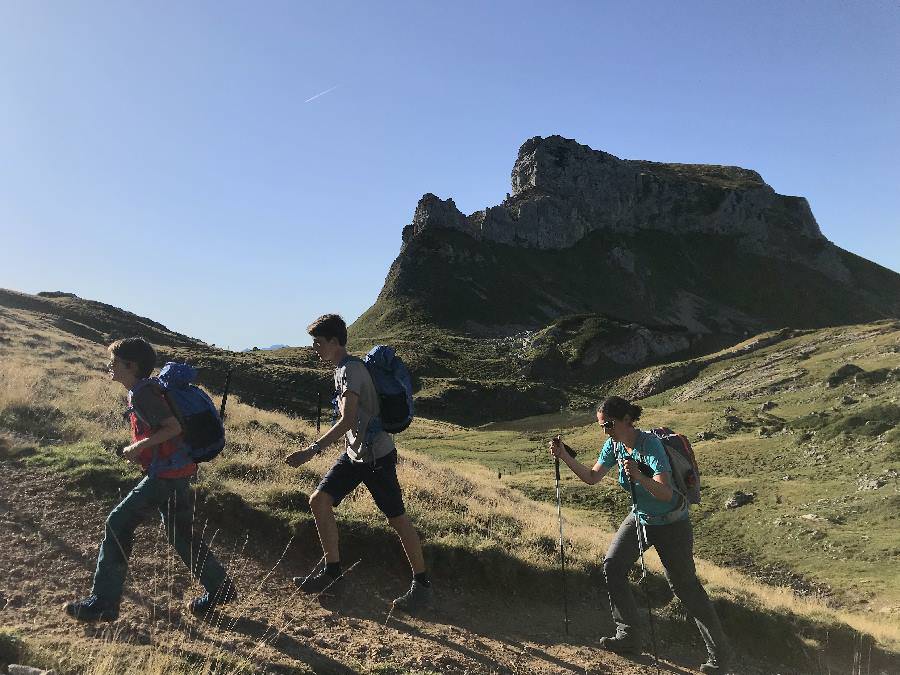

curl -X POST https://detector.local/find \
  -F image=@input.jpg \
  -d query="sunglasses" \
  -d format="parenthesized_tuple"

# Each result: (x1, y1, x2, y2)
(600, 419, 616, 430)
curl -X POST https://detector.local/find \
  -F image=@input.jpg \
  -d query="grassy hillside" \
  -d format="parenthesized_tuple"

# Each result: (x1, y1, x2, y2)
(411, 321, 900, 623)
(2, 302, 900, 673)
(0, 288, 332, 421)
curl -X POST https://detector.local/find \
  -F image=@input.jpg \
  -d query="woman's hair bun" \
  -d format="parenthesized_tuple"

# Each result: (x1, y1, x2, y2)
(598, 396, 641, 422)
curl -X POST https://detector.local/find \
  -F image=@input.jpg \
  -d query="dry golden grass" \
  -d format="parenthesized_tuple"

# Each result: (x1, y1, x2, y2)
(2, 628, 255, 675)
(1, 305, 898, 656)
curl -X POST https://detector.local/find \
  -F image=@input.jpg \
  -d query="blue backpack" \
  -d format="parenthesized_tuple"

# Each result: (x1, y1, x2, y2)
(363, 345, 414, 433)
(154, 362, 226, 463)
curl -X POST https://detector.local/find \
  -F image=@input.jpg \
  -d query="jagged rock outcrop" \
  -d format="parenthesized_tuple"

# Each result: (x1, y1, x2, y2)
(404, 135, 824, 256)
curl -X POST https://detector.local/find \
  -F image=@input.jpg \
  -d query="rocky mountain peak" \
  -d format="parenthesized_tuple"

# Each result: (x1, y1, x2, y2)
(404, 135, 824, 252)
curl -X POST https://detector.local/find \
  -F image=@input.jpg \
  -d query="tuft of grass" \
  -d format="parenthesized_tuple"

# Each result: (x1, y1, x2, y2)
(0, 630, 257, 675)
(0, 629, 27, 667)
(13, 441, 139, 495)
(0, 402, 68, 440)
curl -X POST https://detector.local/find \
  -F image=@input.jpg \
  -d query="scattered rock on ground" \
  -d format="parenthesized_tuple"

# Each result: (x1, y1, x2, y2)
(724, 415, 746, 431)
(726, 491, 756, 508)
(857, 476, 886, 491)
(760, 400, 777, 411)
(840, 395, 857, 405)
(8, 666, 55, 675)
(826, 364, 864, 388)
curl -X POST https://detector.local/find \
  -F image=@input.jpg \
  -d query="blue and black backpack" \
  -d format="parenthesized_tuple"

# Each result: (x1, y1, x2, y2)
(152, 362, 227, 463)
(363, 345, 414, 433)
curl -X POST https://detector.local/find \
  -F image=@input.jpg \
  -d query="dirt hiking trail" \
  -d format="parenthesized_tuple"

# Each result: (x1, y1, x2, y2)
(1, 462, 782, 674)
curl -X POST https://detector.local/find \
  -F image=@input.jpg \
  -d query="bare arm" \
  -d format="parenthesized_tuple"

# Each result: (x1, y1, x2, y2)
(318, 390, 358, 449)
(285, 391, 359, 467)
(549, 437, 610, 485)
(622, 458, 675, 503)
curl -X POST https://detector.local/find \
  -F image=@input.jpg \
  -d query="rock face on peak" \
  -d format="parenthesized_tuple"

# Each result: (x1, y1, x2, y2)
(404, 135, 823, 255)
(402, 193, 476, 244)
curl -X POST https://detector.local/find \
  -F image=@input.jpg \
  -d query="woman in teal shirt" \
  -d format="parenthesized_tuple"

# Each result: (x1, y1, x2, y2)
(550, 396, 732, 674)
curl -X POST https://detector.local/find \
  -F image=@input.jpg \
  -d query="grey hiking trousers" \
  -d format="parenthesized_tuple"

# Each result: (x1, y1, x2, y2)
(604, 512, 729, 660)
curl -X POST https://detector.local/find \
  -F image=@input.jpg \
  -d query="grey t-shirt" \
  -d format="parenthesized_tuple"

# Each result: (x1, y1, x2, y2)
(335, 358, 395, 462)
(130, 384, 176, 428)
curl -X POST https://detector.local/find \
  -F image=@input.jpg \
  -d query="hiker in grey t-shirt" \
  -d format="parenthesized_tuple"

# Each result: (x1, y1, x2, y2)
(284, 314, 433, 613)
(334, 356, 395, 463)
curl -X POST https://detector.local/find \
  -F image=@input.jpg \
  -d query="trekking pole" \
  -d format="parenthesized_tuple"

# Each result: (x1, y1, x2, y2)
(554, 435, 576, 636)
(627, 472, 661, 675)
(316, 390, 322, 436)
(555, 454, 570, 636)
(219, 367, 234, 420)
(197, 366, 233, 483)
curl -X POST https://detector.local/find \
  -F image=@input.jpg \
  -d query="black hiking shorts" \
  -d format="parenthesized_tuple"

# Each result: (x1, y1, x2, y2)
(317, 450, 405, 518)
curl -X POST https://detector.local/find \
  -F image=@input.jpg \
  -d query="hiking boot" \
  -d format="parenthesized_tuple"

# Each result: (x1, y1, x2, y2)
(598, 634, 642, 655)
(391, 580, 433, 613)
(64, 595, 119, 621)
(189, 581, 237, 614)
(293, 570, 342, 595)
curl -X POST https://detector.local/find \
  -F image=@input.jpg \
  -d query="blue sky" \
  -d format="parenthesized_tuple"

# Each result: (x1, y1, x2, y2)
(1, 1, 897, 349)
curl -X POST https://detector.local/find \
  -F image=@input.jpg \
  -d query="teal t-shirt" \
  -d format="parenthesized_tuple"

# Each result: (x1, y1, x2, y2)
(599, 431, 687, 525)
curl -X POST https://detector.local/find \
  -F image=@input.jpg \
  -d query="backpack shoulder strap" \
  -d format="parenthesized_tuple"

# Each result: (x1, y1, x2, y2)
(128, 378, 159, 426)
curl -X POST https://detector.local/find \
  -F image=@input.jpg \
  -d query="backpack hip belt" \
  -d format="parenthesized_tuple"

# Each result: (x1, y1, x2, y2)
(642, 493, 689, 526)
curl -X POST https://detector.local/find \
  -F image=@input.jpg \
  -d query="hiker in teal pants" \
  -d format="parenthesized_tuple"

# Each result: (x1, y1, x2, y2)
(65, 337, 236, 621)
(92, 474, 227, 605)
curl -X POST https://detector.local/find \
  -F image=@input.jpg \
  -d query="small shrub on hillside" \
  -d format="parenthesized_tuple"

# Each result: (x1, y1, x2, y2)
(789, 404, 900, 440)
(195, 486, 291, 541)
(0, 403, 68, 440)
(19, 442, 138, 495)
(260, 486, 311, 513)
(0, 443, 38, 460)
(0, 629, 25, 665)
(214, 458, 277, 482)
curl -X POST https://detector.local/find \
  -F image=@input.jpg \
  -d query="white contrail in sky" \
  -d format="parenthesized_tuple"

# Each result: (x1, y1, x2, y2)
(304, 85, 340, 103)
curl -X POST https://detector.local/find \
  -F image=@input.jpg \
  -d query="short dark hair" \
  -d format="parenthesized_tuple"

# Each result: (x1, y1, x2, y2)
(598, 396, 642, 422)
(307, 314, 347, 346)
(108, 337, 157, 379)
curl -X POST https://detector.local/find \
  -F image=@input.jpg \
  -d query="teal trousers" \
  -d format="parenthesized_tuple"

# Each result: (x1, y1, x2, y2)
(91, 475, 228, 605)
